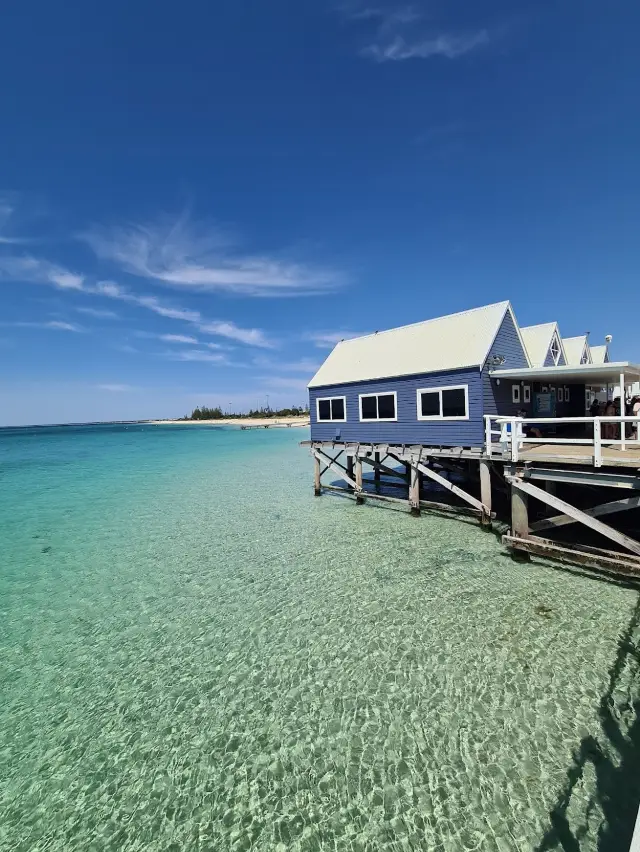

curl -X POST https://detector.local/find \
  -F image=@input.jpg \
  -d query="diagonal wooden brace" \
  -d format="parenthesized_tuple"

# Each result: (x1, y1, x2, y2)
(508, 477, 640, 556)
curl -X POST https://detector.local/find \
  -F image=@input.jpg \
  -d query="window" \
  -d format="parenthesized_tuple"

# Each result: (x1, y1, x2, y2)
(557, 387, 564, 403)
(580, 346, 591, 365)
(417, 385, 469, 420)
(523, 385, 531, 403)
(359, 392, 397, 421)
(550, 333, 561, 365)
(316, 396, 346, 422)
(512, 384, 521, 404)
(541, 385, 548, 393)
(564, 386, 570, 402)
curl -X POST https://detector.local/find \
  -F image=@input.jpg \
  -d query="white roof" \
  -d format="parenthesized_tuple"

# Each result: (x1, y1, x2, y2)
(520, 322, 564, 368)
(308, 301, 516, 388)
(491, 362, 640, 384)
(563, 335, 591, 365)
(590, 344, 609, 364)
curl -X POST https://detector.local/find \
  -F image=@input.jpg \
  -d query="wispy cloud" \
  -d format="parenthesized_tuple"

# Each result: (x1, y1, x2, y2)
(97, 383, 137, 392)
(160, 333, 199, 344)
(305, 330, 367, 348)
(167, 349, 228, 364)
(0, 255, 85, 289)
(1, 319, 84, 333)
(0, 198, 30, 245)
(363, 30, 489, 62)
(79, 214, 343, 297)
(340, 2, 490, 63)
(75, 306, 119, 319)
(198, 320, 272, 348)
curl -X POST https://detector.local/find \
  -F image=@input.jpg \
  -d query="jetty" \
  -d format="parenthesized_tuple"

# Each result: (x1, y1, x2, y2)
(303, 301, 640, 576)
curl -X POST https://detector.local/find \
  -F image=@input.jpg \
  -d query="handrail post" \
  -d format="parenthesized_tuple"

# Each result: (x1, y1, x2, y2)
(511, 418, 519, 463)
(594, 418, 602, 468)
(485, 416, 492, 457)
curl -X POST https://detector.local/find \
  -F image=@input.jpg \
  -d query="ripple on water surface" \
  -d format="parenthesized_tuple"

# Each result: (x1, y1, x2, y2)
(0, 424, 639, 851)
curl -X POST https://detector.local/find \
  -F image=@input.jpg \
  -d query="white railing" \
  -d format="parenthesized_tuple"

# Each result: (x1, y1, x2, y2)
(484, 415, 640, 468)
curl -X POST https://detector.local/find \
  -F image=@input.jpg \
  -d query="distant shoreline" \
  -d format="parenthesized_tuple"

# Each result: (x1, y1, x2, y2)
(149, 416, 310, 428)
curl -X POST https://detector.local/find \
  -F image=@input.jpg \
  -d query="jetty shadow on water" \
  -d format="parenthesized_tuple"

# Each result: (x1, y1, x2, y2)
(535, 595, 640, 852)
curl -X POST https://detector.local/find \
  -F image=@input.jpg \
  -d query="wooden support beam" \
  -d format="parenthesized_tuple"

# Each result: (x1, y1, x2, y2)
(503, 535, 640, 577)
(346, 455, 354, 491)
(530, 495, 640, 532)
(508, 477, 640, 556)
(374, 451, 381, 489)
(314, 453, 321, 496)
(313, 450, 358, 491)
(360, 455, 407, 480)
(412, 459, 488, 514)
(479, 458, 492, 527)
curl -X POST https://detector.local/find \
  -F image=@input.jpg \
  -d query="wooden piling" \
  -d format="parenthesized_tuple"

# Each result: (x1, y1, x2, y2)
(409, 463, 421, 516)
(479, 458, 492, 527)
(314, 454, 321, 496)
(512, 489, 529, 538)
(374, 451, 381, 490)
(346, 455, 354, 492)
(355, 456, 364, 504)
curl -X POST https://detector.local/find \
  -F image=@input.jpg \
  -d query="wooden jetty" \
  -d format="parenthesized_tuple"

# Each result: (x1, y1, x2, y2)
(303, 301, 640, 577)
(304, 418, 640, 576)
(241, 421, 309, 430)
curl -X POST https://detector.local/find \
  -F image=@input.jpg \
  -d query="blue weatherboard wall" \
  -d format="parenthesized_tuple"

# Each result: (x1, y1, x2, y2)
(482, 310, 531, 418)
(309, 367, 484, 446)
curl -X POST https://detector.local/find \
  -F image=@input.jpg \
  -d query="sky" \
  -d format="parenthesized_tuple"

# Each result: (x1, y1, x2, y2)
(1, 0, 639, 425)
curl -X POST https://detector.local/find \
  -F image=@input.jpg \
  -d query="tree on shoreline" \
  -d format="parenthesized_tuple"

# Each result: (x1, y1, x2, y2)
(184, 405, 308, 421)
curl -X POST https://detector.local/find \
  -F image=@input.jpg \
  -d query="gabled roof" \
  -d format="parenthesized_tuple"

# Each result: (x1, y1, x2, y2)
(590, 344, 609, 364)
(520, 322, 565, 367)
(308, 301, 518, 388)
(563, 335, 592, 366)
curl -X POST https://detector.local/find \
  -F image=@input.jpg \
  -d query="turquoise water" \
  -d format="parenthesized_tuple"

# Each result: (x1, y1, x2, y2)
(1, 424, 639, 851)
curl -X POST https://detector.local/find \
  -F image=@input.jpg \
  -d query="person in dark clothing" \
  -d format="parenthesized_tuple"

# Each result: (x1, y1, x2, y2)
(589, 398, 600, 417)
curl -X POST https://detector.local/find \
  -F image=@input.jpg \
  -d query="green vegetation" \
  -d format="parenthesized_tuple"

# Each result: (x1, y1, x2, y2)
(184, 405, 308, 421)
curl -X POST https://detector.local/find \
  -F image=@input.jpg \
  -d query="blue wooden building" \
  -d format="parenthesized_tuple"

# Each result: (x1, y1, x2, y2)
(308, 301, 531, 446)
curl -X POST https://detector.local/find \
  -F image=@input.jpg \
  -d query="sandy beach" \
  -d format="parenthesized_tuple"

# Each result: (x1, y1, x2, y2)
(149, 415, 310, 428)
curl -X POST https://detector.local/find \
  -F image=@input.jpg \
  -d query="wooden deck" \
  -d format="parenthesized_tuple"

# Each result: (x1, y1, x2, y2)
(498, 442, 640, 468)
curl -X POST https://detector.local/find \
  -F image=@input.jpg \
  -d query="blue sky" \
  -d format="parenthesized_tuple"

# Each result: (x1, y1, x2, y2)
(1, 0, 639, 425)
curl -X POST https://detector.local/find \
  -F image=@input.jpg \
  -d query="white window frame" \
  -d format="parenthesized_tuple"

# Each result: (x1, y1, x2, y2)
(358, 391, 398, 422)
(549, 333, 561, 365)
(564, 386, 570, 402)
(512, 384, 521, 404)
(557, 387, 564, 403)
(523, 385, 531, 404)
(416, 384, 469, 421)
(316, 395, 347, 423)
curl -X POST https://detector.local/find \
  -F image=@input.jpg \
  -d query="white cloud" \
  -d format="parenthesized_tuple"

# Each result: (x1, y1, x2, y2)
(80, 215, 343, 297)
(98, 383, 137, 392)
(0, 255, 85, 289)
(1, 319, 83, 333)
(1, 254, 277, 349)
(363, 30, 489, 62)
(167, 349, 228, 364)
(198, 320, 272, 348)
(75, 306, 119, 319)
(160, 333, 199, 344)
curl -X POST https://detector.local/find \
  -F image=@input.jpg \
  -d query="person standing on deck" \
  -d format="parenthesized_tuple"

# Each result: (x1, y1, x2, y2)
(603, 400, 616, 440)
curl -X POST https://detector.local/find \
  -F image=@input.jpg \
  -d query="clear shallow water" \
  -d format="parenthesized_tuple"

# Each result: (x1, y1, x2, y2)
(1, 423, 639, 852)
